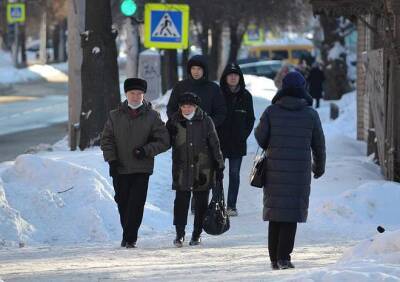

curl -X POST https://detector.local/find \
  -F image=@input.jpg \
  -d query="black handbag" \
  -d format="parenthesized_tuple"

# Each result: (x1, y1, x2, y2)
(249, 147, 267, 188)
(203, 180, 230, 235)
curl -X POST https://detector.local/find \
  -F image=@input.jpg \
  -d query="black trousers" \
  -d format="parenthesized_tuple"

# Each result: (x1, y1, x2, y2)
(113, 173, 150, 243)
(174, 190, 209, 237)
(268, 221, 297, 262)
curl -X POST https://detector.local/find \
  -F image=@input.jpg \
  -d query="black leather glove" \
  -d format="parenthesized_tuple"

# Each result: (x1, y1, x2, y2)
(134, 147, 146, 159)
(215, 168, 224, 182)
(108, 160, 119, 178)
(312, 163, 324, 179)
(313, 171, 324, 179)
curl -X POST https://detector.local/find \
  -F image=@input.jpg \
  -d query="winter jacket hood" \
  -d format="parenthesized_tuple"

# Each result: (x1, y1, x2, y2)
(187, 55, 209, 80)
(219, 63, 246, 94)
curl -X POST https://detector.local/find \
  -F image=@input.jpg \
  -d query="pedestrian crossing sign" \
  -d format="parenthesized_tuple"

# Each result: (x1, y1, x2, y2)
(243, 24, 264, 46)
(144, 3, 189, 49)
(7, 3, 26, 24)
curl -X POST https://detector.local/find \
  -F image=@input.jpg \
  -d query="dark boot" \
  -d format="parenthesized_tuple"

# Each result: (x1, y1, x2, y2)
(174, 226, 185, 247)
(126, 241, 137, 248)
(277, 260, 294, 269)
(270, 261, 279, 270)
(189, 234, 201, 246)
(120, 239, 126, 247)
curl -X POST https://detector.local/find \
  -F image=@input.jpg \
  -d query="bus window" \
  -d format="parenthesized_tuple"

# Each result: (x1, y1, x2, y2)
(260, 50, 270, 59)
(292, 49, 310, 59)
(271, 50, 288, 60)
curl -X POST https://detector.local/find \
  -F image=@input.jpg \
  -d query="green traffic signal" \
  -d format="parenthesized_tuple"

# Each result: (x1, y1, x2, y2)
(120, 0, 137, 16)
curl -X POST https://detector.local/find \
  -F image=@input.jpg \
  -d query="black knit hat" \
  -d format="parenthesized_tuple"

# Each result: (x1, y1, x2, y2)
(178, 92, 201, 106)
(124, 78, 147, 93)
(224, 62, 242, 75)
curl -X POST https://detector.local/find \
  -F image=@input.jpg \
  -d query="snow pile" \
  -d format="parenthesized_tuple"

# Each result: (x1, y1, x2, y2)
(286, 230, 400, 281)
(0, 50, 67, 84)
(244, 75, 276, 101)
(0, 154, 119, 245)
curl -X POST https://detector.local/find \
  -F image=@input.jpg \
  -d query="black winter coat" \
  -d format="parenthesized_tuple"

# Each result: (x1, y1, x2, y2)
(218, 65, 255, 157)
(166, 108, 225, 192)
(255, 88, 326, 223)
(307, 67, 325, 99)
(167, 55, 227, 127)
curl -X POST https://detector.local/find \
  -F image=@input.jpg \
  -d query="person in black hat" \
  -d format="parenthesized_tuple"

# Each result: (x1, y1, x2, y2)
(101, 78, 170, 249)
(255, 71, 326, 269)
(167, 54, 227, 214)
(166, 92, 225, 247)
(218, 62, 255, 217)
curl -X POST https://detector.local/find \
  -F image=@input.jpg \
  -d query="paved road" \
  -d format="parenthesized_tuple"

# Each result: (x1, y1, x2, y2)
(0, 81, 68, 162)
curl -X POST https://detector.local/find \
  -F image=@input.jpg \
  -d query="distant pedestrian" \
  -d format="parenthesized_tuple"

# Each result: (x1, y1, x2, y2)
(307, 62, 325, 108)
(166, 92, 225, 247)
(255, 71, 326, 270)
(218, 62, 255, 216)
(274, 63, 290, 90)
(101, 78, 170, 249)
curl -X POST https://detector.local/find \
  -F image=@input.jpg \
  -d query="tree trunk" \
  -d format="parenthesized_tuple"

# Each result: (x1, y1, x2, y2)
(58, 19, 67, 62)
(19, 24, 26, 68)
(161, 50, 178, 94)
(11, 24, 19, 67)
(320, 15, 351, 100)
(68, 0, 85, 150)
(0, 0, 8, 50)
(209, 23, 222, 81)
(53, 24, 60, 63)
(79, 0, 121, 150)
(124, 17, 139, 78)
(182, 48, 189, 79)
(199, 22, 209, 58)
(39, 0, 48, 64)
(228, 21, 243, 63)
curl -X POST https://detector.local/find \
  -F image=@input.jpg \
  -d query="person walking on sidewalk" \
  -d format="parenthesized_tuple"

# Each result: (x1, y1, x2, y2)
(307, 62, 325, 108)
(167, 54, 226, 214)
(101, 78, 170, 249)
(218, 62, 255, 216)
(166, 92, 225, 247)
(255, 71, 326, 270)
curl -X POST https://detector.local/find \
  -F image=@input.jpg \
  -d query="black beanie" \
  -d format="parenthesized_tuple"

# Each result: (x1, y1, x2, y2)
(124, 78, 147, 93)
(178, 92, 201, 106)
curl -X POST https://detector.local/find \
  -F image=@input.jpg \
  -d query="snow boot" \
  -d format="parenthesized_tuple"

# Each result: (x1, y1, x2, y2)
(227, 207, 238, 217)
(173, 236, 184, 248)
(189, 236, 201, 246)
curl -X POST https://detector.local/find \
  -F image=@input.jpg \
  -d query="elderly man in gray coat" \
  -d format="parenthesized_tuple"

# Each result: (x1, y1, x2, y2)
(255, 71, 326, 270)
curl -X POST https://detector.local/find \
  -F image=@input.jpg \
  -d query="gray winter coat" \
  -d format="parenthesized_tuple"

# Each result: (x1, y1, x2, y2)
(166, 108, 225, 192)
(255, 88, 326, 222)
(100, 100, 170, 175)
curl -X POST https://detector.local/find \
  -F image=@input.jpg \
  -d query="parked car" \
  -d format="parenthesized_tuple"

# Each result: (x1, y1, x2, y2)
(239, 60, 283, 79)
(26, 40, 54, 61)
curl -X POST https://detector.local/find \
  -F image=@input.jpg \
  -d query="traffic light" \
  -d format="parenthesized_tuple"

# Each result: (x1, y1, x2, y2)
(120, 0, 137, 17)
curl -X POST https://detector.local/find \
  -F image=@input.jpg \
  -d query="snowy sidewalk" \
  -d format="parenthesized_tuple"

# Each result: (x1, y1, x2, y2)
(0, 77, 399, 281)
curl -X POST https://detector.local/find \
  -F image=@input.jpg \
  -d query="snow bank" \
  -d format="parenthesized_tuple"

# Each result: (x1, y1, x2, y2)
(0, 154, 120, 245)
(0, 50, 67, 84)
(244, 75, 277, 101)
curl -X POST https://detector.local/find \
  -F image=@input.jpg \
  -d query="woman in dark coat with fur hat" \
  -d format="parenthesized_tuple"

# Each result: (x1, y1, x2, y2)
(218, 62, 255, 216)
(254, 71, 326, 270)
(166, 92, 225, 247)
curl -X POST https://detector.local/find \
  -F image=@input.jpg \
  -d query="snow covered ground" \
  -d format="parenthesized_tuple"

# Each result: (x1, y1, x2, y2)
(0, 75, 399, 281)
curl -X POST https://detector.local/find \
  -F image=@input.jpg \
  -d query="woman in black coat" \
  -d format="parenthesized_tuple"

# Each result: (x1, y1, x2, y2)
(307, 63, 325, 108)
(218, 63, 255, 216)
(255, 71, 326, 270)
(167, 92, 225, 247)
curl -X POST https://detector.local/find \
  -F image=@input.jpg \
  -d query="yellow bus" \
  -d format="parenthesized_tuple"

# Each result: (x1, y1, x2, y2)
(248, 38, 314, 65)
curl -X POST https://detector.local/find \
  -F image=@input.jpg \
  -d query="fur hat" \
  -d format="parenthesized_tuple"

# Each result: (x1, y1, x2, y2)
(124, 78, 147, 93)
(178, 92, 201, 106)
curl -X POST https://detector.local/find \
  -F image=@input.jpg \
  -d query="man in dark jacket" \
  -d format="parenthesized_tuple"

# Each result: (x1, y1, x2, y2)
(307, 62, 325, 108)
(101, 78, 170, 249)
(255, 71, 326, 270)
(218, 62, 255, 216)
(167, 54, 226, 213)
(166, 92, 225, 247)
